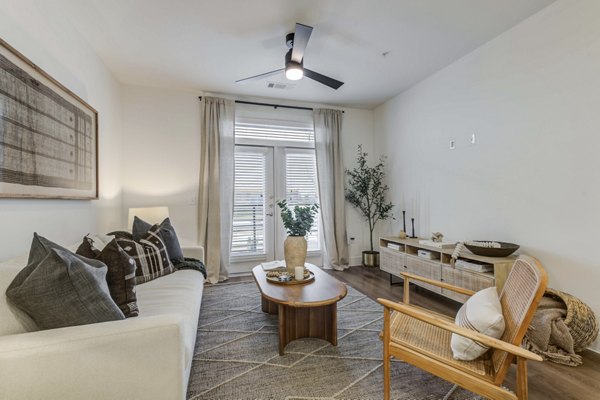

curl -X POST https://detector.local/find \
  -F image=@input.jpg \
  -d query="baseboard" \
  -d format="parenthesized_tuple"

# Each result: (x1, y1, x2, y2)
(228, 271, 252, 277)
(587, 347, 600, 354)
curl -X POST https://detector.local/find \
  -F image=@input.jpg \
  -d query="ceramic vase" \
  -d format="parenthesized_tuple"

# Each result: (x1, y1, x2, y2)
(284, 235, 307, 274)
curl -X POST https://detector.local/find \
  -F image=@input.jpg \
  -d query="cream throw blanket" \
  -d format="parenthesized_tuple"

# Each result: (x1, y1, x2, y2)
(524, 296, 582, 366)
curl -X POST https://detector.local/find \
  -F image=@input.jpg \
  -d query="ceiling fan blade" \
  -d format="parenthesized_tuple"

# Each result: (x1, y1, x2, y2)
(303, 68, 344, 90)
(235, 68, 284, 84)
(290, 23, 313, 63)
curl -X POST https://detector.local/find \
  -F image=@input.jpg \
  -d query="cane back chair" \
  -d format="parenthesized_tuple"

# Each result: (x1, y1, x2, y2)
(378, 255, 548, 400)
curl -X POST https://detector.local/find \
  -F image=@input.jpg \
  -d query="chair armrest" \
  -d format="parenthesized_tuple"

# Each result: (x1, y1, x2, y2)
(401, 272, 476, 297)
(182, 245, 204, 262)
(0, 315, 187, 400)
(377, 298, 542, 362)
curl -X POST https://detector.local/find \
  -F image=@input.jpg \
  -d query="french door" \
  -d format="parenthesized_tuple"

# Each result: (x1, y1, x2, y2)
(230, 145, 321, 273)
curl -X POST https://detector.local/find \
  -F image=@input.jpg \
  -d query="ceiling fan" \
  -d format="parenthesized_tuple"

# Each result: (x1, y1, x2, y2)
(236, 23, 344, 90)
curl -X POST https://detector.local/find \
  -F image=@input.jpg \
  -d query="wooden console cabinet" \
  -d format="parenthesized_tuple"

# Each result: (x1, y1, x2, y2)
(379, 237, 516, 303)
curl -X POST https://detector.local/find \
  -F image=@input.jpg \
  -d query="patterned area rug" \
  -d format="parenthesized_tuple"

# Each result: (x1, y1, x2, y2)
(187, 280, 481, 400)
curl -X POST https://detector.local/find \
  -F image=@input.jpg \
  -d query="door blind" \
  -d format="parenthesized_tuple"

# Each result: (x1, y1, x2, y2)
(285, 152, 320, 251)
(231, 150, 266, 256)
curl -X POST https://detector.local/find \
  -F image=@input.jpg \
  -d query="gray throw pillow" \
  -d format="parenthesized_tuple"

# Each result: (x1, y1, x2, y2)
(132, 216, 184, 263)
(6, 234, 125, 330)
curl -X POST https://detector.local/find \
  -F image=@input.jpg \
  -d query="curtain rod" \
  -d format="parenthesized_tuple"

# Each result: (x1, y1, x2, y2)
(198, 97, 343, 113)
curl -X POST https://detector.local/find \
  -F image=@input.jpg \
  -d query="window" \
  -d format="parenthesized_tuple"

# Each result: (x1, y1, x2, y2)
(231, 148, 270, 257)
(285, 150, 320, 251)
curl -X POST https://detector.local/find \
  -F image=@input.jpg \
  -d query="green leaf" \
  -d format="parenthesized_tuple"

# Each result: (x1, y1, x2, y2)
(277, 200, 319, 237)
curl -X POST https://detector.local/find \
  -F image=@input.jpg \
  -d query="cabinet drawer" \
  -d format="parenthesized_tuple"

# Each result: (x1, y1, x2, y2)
(405, 255, 441, 294)
(441, 265, 495, 303)
(380, 247, 405, 276)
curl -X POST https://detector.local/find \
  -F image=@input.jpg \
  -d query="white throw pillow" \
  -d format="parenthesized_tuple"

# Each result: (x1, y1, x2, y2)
(451, 287, 506, 360)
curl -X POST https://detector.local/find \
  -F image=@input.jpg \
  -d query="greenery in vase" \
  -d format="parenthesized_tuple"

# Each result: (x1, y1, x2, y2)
(345, 145, 394, 251)
(276, 200, 319, 237)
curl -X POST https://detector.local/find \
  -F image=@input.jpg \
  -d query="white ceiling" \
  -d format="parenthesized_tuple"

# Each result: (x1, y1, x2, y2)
(61, 0, 554, 108)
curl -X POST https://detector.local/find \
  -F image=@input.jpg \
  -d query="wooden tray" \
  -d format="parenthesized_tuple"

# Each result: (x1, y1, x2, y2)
(266, 271, 315, 285)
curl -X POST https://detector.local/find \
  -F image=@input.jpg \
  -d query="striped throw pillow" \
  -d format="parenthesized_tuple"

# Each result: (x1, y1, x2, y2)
(117, 225, 174, 284)
(450, 287, 506, 360)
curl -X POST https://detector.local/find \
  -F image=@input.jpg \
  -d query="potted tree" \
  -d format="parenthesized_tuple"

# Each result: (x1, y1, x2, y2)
(277, 200, 319, 274)
(345, 145, 394, 267)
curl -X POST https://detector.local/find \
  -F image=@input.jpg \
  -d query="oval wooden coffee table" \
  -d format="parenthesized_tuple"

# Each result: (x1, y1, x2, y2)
(252, 263, 347, 355)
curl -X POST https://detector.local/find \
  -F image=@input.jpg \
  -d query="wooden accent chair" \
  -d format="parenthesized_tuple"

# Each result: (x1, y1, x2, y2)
(378, 255, 548, 400)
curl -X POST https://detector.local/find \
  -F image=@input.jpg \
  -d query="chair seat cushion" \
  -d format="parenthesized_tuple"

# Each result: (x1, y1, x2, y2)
(389, 311, 493, 377)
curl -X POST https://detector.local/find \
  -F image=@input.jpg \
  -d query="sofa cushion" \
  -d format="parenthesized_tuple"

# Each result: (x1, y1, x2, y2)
(135, 269, 204, 371)
(451, 287, 506, 360)
(117, 225, 175, 284)
(133, 217, 185, 264)
(6, 234, 125, 330)
(0, 253, 37, 335)
(77, 236, 139, 317)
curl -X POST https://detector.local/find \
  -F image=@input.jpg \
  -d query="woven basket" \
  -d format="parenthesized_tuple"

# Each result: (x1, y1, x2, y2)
(545, 288, 599, 352)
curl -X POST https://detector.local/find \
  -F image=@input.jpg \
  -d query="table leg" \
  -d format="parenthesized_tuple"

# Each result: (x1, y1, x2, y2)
(261, 296, 278, 314)
(277, 303, 338, 355)
(278, 304, 286, 356)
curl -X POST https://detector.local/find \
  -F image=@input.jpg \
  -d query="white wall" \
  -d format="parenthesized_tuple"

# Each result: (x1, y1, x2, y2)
(120, 85, 201, 244)
(0, 0, 122, 260)
(374, 0, 600, 351)
(120, 85, 374, 264)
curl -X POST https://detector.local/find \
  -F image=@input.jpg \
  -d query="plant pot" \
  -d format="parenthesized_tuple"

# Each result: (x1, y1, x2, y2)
(284, 235, 307, 274)
(362, 251, 380, 268)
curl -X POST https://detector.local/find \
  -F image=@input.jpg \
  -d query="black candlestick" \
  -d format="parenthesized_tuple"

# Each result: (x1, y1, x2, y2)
(402, 211, 406, 233)
(410, 218, 417, 238)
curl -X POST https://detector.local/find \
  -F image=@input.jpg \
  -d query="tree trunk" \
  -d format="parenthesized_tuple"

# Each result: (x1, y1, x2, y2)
(368, 217, 374, 251)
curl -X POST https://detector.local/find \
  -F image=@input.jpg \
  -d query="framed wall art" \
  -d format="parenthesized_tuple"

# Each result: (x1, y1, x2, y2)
(0, 38, 98, 199)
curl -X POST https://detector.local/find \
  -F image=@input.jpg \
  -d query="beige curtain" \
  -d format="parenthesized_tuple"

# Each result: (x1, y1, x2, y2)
(314, 109, 349, 270)
(198, 97, 235, 283)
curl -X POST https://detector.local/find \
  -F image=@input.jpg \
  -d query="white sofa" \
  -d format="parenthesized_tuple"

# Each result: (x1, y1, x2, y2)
(0, 236, 205, 400)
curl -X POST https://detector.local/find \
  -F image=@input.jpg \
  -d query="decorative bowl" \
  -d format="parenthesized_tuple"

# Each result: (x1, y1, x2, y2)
(464, 241, 520, 257)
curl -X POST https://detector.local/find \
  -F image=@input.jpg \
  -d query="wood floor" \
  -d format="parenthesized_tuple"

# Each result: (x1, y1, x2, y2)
(321, 266, 600, 400)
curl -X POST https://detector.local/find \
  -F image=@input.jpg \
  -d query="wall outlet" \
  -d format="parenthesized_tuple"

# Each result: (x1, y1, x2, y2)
(449, 140, 456, 150)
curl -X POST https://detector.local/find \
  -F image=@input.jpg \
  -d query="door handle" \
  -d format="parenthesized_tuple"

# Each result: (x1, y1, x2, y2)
(266, 212, 274, 217)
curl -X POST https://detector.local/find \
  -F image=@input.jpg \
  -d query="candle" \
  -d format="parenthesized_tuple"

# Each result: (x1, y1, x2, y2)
(295, 266, 304, 281)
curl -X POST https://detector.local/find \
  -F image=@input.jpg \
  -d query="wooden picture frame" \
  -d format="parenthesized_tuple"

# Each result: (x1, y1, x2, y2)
(0, 38, 98, 200)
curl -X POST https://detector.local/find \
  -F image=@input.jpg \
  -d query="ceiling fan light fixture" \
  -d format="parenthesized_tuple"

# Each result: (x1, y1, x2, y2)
(285, 62, 303, 80)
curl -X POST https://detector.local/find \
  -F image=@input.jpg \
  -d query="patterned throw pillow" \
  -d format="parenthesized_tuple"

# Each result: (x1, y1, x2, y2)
(77, 236, 139, 317)
(450, 287, 506, 360)
(132, 217, 185, 264)
(116, 225, 174, 284)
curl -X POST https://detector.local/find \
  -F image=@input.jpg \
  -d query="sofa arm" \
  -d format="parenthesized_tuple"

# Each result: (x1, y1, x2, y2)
(182, 245, 204, 262)
(0, 315, 187, 400)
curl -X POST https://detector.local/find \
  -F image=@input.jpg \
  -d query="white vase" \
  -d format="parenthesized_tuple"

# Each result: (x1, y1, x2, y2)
(284, 235, 307, 274)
